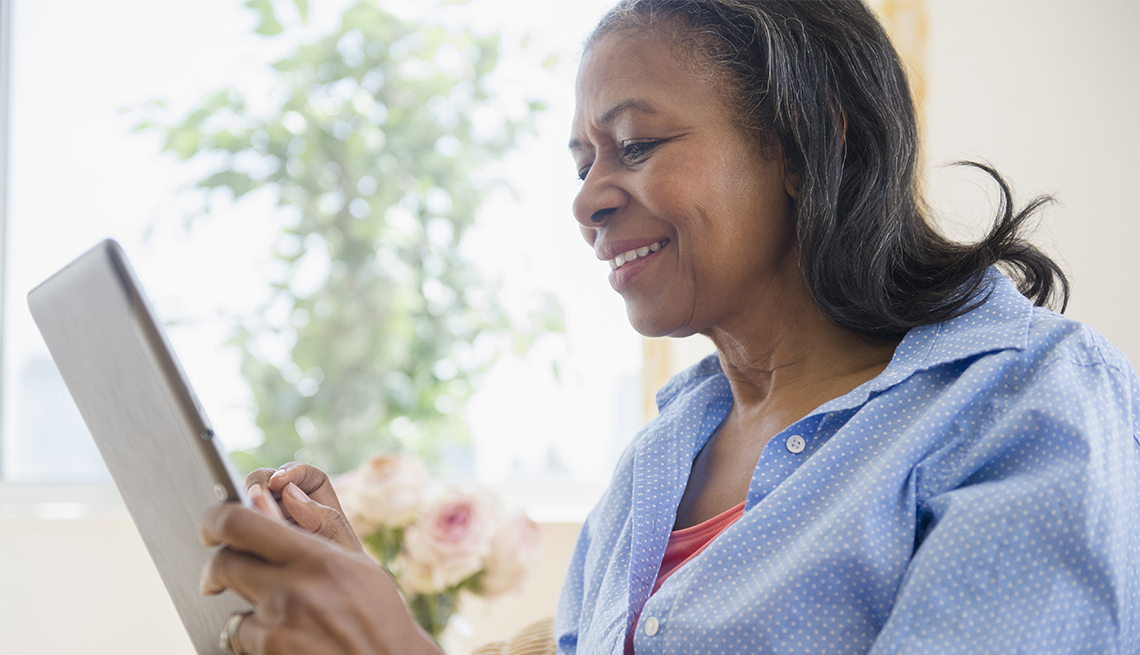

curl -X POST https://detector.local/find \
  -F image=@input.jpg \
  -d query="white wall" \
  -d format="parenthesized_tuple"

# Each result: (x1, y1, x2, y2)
(0, 514, 195, 654)
(669, 0, 1140, 374)
(0, 509, 577, 655)
(2, 3, 1136, 655)
(922, 0, 1139, 368)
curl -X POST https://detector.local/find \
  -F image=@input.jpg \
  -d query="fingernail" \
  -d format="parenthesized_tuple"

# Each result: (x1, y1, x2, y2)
(284, 482, 310, 504)
(249, 486, 271, 511)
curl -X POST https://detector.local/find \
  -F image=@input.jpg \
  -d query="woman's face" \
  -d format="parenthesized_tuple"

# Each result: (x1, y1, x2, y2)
(570, 30, 800, 338)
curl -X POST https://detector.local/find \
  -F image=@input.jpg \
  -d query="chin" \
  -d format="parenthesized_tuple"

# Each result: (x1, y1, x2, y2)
(625, 307, 698, 339)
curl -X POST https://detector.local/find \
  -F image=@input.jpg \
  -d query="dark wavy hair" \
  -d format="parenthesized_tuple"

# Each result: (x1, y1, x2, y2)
(588, 0, 1068, 338)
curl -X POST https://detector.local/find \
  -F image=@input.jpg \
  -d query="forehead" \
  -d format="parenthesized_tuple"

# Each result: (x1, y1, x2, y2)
(570, 31, 726, 146)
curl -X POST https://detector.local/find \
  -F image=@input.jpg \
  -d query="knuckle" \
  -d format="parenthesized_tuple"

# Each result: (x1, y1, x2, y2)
(202, 549, 232, 591)
(261, 628, 287, 655)
(202, 503, 240, 544)
(311, 504, 347, 531)
(274, 584, 318, 626)
(299, 465, 330, 488)
(217, 505, 249, 538)
(324, 548, 361, 579)
(245, 468, 275, 488)
(316, 514, 339, 538)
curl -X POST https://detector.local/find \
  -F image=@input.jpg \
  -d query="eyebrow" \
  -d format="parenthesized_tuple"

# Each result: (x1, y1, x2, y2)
(568, 99, 660, 152)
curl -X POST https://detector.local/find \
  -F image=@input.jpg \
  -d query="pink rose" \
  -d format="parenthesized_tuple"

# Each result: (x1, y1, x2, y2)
(481, 511, 544, 596)
(336, 454, 428, 535)
(399, 490, 496, 594)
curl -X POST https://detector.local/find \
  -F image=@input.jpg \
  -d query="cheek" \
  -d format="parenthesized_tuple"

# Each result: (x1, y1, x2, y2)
(644, 167, 738, 252)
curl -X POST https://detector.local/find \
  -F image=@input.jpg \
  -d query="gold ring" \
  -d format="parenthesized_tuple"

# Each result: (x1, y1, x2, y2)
(220, 611, 253, 655)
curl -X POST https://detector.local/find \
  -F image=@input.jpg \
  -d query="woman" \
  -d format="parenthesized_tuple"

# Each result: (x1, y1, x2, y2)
(200, 1, 1140, 653)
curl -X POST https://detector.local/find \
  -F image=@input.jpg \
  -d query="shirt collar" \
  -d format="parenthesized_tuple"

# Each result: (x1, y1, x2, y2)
(828, 268, 1034, 411)
(655, 350, 724, 411)
(657, 268, 1036, 415)
(884, 269, 1032, 374)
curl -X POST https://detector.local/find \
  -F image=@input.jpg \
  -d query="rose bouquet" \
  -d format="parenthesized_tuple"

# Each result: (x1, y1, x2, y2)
(335, 455, 544, 642)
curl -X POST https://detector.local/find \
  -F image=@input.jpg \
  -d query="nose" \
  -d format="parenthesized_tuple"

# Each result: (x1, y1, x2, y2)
(572, 164, 625, 230)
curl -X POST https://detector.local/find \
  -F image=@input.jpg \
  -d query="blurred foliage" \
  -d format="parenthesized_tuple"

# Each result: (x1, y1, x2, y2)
(136, 0, 560, 474)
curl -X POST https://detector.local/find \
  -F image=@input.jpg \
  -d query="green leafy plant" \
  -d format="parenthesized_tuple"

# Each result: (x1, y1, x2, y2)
(136, 0, 560, 474)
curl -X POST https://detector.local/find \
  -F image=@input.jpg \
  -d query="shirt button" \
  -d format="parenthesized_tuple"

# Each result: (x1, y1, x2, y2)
(644, 616, 659, 636)
(786, 434, 805, 454)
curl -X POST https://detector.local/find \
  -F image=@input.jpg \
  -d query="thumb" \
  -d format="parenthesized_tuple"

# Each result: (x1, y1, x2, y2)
(281, 482, 364, 554)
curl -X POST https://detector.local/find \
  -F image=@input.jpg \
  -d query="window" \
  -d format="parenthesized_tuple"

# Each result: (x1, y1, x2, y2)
(0, 0, 644, 518)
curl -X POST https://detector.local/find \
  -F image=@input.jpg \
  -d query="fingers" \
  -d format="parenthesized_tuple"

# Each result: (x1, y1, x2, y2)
(245, 468, 292, 523)
(229, 613, 332, 655)
(249, 485, 286, 522)
(280, 482, 364, 553)
(226, 612, 322, 655)
(245, 468, 276, 492)
(268, 463, 345, 514)
(202, 546, 280, 603)
(200, 505, 444, 655)
(225, 611, 265, 655)
(242, 464, 359, 552)
(199, 502, 315, 565)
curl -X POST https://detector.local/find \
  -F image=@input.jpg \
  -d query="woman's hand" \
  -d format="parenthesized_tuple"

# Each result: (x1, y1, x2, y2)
(200, 496, 442, 655)
(245, 463, 363, 554)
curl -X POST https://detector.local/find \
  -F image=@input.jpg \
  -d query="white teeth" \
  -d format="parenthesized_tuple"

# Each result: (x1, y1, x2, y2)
(607, 240, 667, 270)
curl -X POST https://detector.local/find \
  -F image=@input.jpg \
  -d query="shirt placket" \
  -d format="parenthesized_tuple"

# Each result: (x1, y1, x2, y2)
(632, 411, 833, 653)
(626, 387, 731, 653)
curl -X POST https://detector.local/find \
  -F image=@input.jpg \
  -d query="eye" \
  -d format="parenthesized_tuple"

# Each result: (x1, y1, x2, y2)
(577, 164, 592, 182)
(619, 139, 663, 165)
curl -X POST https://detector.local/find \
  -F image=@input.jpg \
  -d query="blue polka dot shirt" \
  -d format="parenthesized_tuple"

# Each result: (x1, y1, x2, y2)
(555, 271, 1140, 654)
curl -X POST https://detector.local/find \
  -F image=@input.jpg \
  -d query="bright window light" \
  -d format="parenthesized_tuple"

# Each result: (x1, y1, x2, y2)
(2, 0, 636, 514)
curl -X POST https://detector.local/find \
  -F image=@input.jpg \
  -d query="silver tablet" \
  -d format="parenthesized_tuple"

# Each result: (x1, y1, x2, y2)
(28, 239, 250, 654)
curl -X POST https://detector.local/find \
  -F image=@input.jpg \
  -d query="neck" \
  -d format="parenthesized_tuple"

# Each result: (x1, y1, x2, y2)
(703, 274, 898, 417)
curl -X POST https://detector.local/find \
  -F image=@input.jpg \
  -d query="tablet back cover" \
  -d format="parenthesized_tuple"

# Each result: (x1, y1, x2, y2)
(28, 240, 249, 654)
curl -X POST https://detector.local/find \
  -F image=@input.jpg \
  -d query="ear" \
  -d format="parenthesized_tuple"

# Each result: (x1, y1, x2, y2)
(832, 98, 849, 175)
(784, 159, 802, 200)
(835, 103, 849, 148)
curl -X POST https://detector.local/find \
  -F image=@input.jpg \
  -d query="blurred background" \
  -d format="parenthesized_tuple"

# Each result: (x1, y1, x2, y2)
(0, 0, 1136, 653)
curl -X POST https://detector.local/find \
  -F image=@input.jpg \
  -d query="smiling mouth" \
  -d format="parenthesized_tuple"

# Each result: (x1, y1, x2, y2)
(608, 239, 668, 270)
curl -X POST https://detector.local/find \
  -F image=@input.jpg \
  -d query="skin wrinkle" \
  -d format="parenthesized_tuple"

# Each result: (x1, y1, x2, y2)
(573, 29, 898, 528)
(591, 1, 1069, 337)
(193, 4, 1083, 650)
(573, 45, 795, 339)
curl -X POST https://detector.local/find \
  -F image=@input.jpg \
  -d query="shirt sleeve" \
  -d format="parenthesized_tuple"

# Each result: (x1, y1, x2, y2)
(554, 527, 585, 655)
(868, 331, 1140, 654)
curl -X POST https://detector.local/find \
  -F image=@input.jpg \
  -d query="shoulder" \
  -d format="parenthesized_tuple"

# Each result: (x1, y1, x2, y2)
(981, 291, 1138, 434)
(1023, 304, 1134, 377)
(1018, 307, 1139, 447)
(909, 270, 1136, 394)
(868, 271, 1140, 488)
(893, 274, 1140, 496)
